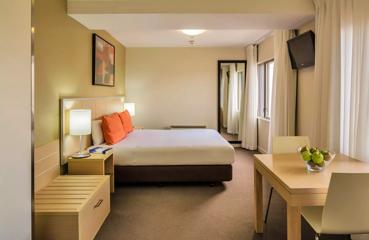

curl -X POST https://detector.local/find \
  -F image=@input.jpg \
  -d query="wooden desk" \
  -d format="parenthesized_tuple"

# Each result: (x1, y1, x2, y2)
(68, 150, 115, 193)
(253, 153, 369, 240)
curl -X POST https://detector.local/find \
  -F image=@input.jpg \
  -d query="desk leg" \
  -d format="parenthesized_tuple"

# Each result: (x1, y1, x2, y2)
(287, 205, 301, 240)
(254, 168, 264, 233)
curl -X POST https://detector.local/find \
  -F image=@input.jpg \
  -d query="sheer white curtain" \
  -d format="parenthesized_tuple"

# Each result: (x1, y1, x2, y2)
(227, 63, 239, 134)
(240, 45, 258, 150)
(311, 0, 342, 151)
(268, 30, 297, 152)
(344, 0, 369, 161)
(313, 0, 369, 162)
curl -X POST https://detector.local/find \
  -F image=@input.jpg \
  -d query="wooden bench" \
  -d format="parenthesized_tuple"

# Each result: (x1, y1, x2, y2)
(34, 140, 110, 240)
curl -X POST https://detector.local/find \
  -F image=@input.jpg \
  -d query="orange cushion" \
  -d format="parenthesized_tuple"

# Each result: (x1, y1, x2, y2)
(101, 113, 127, 145)
(118, 110, 134, 133)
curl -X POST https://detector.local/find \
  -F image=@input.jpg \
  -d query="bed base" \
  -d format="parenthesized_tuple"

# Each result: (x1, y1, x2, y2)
(115, 165, 232, 183)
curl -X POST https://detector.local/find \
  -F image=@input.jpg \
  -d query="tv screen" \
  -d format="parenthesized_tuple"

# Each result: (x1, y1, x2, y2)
(287, 30, 315, 69)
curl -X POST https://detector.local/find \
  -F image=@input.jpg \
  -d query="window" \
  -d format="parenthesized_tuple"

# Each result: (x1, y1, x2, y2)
(258, 60, 274, 119)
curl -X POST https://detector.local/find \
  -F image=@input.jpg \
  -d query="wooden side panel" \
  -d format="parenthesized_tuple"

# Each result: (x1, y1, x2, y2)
(68, 160, 105, 175)
(34, 140, 60, 192)
(80, 177, 110, 240)
(34, 214, 78, 240)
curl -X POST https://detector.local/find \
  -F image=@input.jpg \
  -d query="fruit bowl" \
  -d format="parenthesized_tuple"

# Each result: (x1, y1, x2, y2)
(297, 146, 336, 172)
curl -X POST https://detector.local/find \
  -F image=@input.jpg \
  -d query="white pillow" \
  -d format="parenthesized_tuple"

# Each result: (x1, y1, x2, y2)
(91, 120, 104, 146)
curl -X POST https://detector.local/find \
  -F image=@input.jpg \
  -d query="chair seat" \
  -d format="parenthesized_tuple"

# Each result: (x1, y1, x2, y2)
(302, 206, 324, 234)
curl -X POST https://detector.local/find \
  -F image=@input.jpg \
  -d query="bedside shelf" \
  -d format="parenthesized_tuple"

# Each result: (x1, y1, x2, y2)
(68, 150, 114, 193)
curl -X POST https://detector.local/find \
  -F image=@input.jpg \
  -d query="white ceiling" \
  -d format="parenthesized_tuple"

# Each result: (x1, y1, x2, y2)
(70, 14, 314, 47)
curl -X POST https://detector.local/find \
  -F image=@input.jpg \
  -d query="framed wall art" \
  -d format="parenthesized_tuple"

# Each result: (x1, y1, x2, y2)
(92, 34, 115, 87)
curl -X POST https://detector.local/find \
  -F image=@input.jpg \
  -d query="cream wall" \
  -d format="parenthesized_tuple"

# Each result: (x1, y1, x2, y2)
(0, 0, 32, 239)
(126, 48, 245, 129)
(257, 119, 270, 153)
(34, 0, 126, 147)
(296, 21, 315, 139)
(257, 35, 274, 63)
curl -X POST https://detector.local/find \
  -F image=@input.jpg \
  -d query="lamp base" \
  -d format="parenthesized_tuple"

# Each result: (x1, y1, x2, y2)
(71, 152, 91, 159)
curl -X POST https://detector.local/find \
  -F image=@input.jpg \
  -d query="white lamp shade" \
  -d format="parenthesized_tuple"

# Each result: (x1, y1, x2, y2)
(69, 109, 91, 135)
(124, 103, 135, 116)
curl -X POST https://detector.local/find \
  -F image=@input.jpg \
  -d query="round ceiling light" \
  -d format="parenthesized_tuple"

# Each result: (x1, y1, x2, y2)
(180, 29, 207, 36)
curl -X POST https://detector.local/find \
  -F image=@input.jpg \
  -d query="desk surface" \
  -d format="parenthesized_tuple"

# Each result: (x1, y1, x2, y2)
(254, 153, 369, 194)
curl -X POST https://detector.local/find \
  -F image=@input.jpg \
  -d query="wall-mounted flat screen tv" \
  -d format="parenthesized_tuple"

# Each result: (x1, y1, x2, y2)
(287, 30, 315, 69)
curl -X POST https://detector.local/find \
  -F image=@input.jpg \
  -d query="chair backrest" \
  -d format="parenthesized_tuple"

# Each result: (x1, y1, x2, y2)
(322, 173, 369, 234)
(272, 136, 310, 154)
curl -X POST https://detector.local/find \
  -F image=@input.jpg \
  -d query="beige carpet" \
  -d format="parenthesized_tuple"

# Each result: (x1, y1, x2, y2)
(95, 148, 353, 240)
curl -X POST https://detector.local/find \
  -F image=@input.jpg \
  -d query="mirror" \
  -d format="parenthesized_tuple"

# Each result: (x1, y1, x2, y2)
(218, 60, 247, 143)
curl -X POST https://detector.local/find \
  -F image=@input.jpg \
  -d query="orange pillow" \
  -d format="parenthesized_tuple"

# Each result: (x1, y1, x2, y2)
(101, 113, 127, 145)
(118, 110, 134, 133)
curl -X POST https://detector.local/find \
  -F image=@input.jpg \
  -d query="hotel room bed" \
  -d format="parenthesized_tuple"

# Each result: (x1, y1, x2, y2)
(110, 129, 235, 183)
(61, 97, 234, 183)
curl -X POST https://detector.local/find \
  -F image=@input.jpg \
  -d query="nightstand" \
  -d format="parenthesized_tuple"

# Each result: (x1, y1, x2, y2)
(68, 150, 115, 193)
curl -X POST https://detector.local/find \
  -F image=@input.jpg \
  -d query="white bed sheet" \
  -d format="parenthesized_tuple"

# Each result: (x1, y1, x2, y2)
(112, 129, 235, 166)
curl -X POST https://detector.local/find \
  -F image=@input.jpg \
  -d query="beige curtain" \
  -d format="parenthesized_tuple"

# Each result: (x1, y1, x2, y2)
(240, 45, 258, 149)
(268, 30, 297, 152)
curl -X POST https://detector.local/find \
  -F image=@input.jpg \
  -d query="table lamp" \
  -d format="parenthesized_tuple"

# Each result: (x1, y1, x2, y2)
(123, 103, 135, 116)
(70, 109, 91, 158)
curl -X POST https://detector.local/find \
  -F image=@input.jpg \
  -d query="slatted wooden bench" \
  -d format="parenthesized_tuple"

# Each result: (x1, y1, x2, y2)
(34, 141, 110, 240)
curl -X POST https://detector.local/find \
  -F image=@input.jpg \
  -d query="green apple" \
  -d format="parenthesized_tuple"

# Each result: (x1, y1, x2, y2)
(312, 152, 324, 164)
(301, 151, 312, 162)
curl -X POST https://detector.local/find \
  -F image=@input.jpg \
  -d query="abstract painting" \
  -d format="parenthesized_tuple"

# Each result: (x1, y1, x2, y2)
(92, 34, 115, 86)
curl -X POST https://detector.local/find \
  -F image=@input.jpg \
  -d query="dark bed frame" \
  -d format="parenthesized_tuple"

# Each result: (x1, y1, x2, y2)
(115, 165, 233, 183)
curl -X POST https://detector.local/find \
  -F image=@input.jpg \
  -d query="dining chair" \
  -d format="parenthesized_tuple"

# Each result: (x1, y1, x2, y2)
(302, 173, 369, 240)
(264, 136, 310, 223)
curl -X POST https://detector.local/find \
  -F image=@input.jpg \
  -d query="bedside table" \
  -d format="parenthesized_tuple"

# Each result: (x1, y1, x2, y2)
(68, 150, 115, 193)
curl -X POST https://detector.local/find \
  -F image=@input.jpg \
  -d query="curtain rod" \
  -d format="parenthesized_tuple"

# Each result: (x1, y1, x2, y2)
(247, 28, 299, 47)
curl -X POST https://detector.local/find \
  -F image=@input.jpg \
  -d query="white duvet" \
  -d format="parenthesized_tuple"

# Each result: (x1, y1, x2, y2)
(112, 129, 235, 166)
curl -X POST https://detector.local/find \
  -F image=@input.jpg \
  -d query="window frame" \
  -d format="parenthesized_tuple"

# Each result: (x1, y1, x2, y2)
(257, 59, 274, 120)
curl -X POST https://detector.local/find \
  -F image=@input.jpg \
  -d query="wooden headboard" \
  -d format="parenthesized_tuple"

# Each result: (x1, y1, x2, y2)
(60, 96, 125, 165)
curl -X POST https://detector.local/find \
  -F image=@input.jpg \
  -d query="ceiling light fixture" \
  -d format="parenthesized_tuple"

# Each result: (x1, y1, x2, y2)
(180, 29, 206, 36)
(180, 29, 206, 46)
